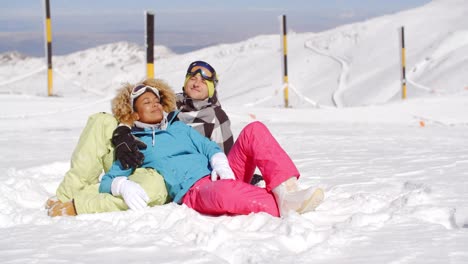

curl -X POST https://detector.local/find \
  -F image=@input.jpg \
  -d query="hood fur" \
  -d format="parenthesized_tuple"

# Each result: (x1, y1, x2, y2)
(112, 78, 176, 124)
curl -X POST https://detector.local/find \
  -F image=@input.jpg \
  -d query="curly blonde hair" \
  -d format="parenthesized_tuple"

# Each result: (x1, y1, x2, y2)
(111, 78, 176, 124)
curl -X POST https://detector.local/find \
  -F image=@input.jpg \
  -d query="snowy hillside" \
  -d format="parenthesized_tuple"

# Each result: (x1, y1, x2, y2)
(0, 42, 174, 97)
(1, 0, 468, 263)
(1, 0, 468, 107)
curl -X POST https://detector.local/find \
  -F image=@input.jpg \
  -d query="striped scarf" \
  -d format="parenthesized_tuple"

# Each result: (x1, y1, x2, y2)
(176, 91, 233, 154)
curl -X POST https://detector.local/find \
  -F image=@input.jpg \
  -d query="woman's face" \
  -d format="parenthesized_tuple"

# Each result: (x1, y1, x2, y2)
(184, 74, 209, 100)
(134, 91, 163, 124)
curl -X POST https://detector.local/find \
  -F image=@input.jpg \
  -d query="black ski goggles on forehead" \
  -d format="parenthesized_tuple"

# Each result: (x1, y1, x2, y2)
(186, 61, 217, 82)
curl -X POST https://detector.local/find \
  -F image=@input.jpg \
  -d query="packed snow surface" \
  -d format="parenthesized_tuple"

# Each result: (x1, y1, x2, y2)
(1, 0, 467, 263)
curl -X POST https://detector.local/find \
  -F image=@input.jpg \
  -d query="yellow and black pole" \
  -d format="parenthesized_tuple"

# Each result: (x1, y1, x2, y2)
(44, 0, 53, 96)
(145, 11, 155, 78)
(281, 15, 289, 108)
(400, 26, 407, 99)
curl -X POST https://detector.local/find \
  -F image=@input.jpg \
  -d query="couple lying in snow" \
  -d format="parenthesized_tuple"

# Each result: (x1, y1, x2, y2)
(46, 61, 323, 218)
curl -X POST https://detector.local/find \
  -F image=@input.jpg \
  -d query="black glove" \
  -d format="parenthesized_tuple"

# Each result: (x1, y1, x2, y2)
(111, 126, 147, 169)
(250, 174, 264, 186)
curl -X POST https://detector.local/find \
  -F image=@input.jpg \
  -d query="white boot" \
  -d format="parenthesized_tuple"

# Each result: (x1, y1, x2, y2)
(273, 177, 324, 217)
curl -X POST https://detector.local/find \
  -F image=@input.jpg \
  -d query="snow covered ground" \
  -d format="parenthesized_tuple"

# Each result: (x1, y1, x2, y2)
(1, 0, 468, 263)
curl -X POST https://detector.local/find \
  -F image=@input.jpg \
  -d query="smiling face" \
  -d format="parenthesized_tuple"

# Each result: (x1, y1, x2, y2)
(183, 74, 210, 100)
(133, 91, 163, 124)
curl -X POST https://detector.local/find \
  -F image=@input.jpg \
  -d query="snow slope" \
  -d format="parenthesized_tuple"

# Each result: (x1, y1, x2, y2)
(1, 1, 467, 107)
(1, 0, 468, 263)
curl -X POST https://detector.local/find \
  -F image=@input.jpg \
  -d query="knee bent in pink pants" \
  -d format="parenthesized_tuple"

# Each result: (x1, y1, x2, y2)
(182, 121, 300, 217)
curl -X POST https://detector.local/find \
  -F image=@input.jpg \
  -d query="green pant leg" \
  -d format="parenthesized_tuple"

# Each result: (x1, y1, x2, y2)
(56, 113, 117, 202)
(73, 184, 128, 214)
(129, 168, 169, 206)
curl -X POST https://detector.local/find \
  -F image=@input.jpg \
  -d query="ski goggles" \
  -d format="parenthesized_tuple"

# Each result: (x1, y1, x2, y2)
(185, 61, 217, 83)
(130, 84, 160, 109)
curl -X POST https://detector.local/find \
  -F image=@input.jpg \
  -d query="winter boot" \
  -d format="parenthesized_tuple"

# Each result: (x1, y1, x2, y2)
(272, 177, 324, 217)
(46, 197, 77, 217)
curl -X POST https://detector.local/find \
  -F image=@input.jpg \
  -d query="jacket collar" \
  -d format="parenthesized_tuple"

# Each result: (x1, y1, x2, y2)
(132, 112, 170, 132)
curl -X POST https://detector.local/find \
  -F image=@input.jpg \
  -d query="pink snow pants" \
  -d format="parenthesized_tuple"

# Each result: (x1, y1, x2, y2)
(182, 121, 300, 217)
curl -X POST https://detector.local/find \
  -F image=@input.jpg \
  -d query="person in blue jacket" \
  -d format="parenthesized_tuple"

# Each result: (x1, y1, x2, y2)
(99, 79, 324, 217)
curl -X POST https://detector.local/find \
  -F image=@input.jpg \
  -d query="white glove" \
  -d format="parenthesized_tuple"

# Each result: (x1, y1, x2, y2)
(210, 152, 236, 181)
(111, 177, 149, 210)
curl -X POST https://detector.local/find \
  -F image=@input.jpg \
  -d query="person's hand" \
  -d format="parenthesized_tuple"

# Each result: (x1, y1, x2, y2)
(111, 177, 149, 210)
(112, 126, 147, 169)
(210, 152, 236, 181)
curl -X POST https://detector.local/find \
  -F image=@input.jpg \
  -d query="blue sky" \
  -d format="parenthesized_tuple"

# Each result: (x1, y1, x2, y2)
(0, 0, 431, 56)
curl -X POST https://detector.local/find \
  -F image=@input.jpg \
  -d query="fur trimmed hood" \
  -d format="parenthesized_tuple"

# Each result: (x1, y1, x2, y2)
(112, 78, 176, 124)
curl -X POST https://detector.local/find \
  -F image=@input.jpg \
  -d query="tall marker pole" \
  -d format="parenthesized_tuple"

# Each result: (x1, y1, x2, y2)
(400, 26, 407, 100)
(44, 0, 53, 96)
(281, 15, 289, 108)
(146, 11, 155, 78)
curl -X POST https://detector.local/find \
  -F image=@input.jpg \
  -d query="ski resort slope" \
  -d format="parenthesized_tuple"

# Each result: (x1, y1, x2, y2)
(0, 0, 468, 263)
(1, 1, 467, 108)
(1, 92, 468, 264)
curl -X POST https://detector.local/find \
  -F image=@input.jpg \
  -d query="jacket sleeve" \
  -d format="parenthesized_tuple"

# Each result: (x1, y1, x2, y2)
(99, 161, 133, 194)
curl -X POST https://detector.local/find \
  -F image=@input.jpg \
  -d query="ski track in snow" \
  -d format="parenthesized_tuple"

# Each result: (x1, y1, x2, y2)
(304, 40, 349, 108)
(286, 83, 326, 109)
(0, 96, 113, 120)
(303, 37, 444, 106)
(53, 68, 107, 97)
(0, 66, 46, 88)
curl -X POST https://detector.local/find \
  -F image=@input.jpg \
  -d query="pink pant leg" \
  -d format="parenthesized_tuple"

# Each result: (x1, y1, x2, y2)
(182, 177, 280, 217)
(228, 121, 300, 191)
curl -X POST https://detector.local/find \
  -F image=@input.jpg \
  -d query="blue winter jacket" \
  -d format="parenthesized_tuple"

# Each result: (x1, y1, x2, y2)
(99, 112, 222, 203)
